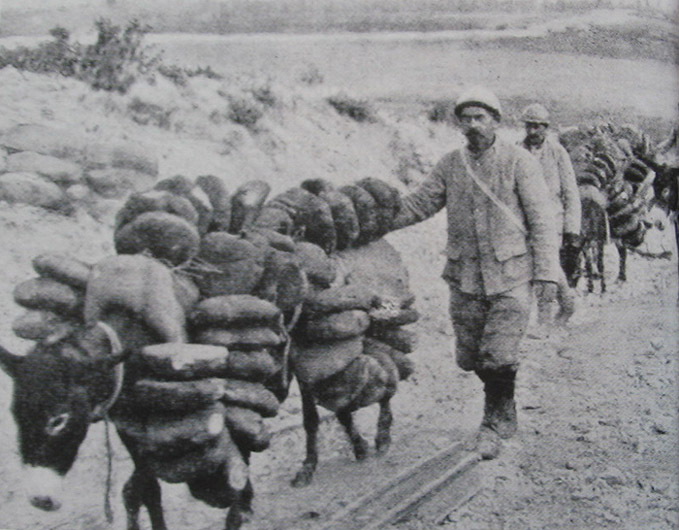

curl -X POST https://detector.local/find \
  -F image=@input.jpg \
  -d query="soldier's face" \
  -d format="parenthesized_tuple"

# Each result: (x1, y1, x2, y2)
(525, 122, 548, 144)
(458, 106, 498, 147)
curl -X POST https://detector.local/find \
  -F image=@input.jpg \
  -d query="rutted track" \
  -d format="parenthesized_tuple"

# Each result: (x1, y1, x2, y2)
(321, 442, 480, 530)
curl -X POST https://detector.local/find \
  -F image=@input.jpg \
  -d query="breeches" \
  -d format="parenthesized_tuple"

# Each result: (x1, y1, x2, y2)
(448, 282, 531, 372)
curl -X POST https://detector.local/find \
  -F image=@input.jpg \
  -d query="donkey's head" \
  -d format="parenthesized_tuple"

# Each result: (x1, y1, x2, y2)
(0, 322, 125, 512)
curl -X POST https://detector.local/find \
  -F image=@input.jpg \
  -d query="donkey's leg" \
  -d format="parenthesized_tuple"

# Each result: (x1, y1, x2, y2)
(616, 242, 627, 282)
(224, 441, 251, 530)
(375, 397, 393, 455)
(123, 468, 167, 530)
(291, 381, 320, 487)
(584, 245, 595, 293)
(598, 240, 606, 293)
(337, 408, 369, 461)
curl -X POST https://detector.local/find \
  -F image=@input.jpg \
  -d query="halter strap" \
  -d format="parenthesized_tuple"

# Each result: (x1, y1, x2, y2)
(90, 322, 125, 422)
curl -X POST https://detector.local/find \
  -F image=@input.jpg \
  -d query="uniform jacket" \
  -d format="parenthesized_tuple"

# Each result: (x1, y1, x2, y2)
(521, 135, 581, 236)
(393, 136, 560, 296)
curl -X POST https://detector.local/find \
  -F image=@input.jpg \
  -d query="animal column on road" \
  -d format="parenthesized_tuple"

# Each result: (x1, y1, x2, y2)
(559, 123, 654, 292)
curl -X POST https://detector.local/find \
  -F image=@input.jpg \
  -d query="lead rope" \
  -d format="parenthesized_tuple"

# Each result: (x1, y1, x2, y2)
(104, 415, 114, 524)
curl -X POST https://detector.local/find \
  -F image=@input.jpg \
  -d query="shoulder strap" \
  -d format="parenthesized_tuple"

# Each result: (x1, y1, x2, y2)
(460, 149, 527, 235)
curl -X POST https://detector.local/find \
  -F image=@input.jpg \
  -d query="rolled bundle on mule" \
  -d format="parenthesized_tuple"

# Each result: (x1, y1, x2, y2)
(195, 174, 232, 233)
(291, 335, 364, 385)
(223, 405, 272, 452)
(121, 378, 226, 413)
(623, 160, 649, 186)
(304, 309, 370, 342)
(347, 352, 397, 410)
(356, 177, 402, 237)
(12, 309, 78, 340)
(139, 343, 230, 380)
(253, 206, 295, 235)
(335, 239, 414, 308)
(267, 187, 337, 253)
(32, 253, 91, 289)
(311, 354, 370, 412)
(146, 429, 241, 484)
(193, 232, 266, 297)
(123, 378, 280, 417)
(116, 402, 228, 457)
(115, 190, 200, 232)
(114, 211, 200, 266)
(13, 277, 83, 316)
(369, 306, 419, 327)
(225, 349, 279, 383)
(196, 327, 284, 351)
(154, 174, 195, 195)
(339, 184, 380, 245)
(294, 241, 337, 288)
(300, 178, 334, 196)
(363, 337, 414, 381)
(366, 325, 417, 353)
(254, 249, 308, 315)
(230, 180, 271, 233)
(154, 175, 220, 235)
(301, 179, 360, 250)
(190, 295, 282, 328)
(244, 227, 296, 253)
(304, 284, 379, 316)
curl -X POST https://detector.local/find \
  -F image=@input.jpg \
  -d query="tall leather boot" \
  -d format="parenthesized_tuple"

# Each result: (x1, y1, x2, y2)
(474, 368, 518, 460)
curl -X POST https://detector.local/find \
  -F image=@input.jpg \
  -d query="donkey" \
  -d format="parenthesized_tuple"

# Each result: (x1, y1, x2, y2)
(0, 255, 252, 530)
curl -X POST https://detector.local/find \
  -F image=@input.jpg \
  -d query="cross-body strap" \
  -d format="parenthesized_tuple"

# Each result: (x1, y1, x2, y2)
(460, 149, 527, 235)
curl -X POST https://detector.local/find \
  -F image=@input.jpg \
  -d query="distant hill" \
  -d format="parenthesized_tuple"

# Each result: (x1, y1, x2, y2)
(1, 0, 676, 37)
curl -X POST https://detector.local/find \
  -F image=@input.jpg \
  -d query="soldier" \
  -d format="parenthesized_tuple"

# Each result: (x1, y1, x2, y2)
(392, 87, 560, 459)
(520, 103, 581, 330)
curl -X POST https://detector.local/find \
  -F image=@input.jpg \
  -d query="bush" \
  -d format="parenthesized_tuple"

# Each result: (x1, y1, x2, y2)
(327, 95, 376, 123)
(427, 99, 456, 123)
(0, 19, 160, 94)
(78, 19, 159, 93)
(0, 26, 80, 76)
(298, 63, 324, 86)
(250, 84, 276, 107)
(128, 98, 174, 129)
(227, 97, 264, 128)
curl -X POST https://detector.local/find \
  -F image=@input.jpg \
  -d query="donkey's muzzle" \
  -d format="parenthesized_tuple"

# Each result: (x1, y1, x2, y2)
(30, 494, 61, 512)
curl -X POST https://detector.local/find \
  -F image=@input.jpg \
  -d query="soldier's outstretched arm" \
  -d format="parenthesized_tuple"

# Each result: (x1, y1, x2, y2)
(392, 159, 448, 230)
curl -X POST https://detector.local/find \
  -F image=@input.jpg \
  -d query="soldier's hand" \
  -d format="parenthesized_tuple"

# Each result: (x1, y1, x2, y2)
(534, 280, 557, 303)
(563, 232, 581, 248)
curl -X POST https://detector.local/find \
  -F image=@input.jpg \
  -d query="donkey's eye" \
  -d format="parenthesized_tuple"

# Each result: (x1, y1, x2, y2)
(45, 413, 70, 436)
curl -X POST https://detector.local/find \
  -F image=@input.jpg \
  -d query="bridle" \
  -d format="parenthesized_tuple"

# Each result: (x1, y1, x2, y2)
(90, 321, 125, 422)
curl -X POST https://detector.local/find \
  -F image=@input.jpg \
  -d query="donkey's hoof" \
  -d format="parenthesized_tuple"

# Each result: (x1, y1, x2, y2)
(291, 469, 313, 488)
(353, 438, 370, 461)
(375, 436, 391, 455)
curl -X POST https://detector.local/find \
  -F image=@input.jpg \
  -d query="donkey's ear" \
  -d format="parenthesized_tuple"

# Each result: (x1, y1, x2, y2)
(0, 345, 24, 378)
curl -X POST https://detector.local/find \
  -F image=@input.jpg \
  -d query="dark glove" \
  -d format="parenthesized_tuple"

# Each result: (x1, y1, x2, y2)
(563, 232, 581, 248)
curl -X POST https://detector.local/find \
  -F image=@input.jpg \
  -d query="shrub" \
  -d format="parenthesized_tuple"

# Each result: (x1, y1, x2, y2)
(298, 63, 324, 86)
(227, 97, 263, 128)
(78, 19, 159, 93)
(184, 65, 223, 80)
(128, 98, 174, 129)
(0, 19, 160, 94)
(250, 84, 276, 107)
(327, 95, 376, 123)
(427, 99, 456, 123)
(0, 26, 80, 76)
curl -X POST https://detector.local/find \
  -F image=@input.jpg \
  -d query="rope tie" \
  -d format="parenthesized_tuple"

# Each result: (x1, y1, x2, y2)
(104, 416, 114, 524)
